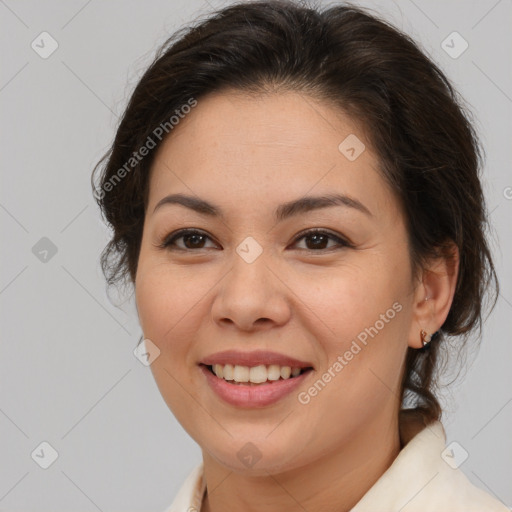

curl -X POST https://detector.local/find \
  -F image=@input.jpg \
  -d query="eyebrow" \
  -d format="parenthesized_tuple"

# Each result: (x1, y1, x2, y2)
(152, 192, 372, 221)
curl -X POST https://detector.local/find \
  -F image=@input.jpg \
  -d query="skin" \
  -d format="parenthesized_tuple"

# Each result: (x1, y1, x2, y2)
(134, 90, 459, 512)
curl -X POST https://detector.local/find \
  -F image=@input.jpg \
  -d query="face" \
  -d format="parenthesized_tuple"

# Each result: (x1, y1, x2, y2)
(135, 90, 419, 475)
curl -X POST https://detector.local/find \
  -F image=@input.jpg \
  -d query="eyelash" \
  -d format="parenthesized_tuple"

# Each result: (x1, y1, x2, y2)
(157, 228, 353, 253)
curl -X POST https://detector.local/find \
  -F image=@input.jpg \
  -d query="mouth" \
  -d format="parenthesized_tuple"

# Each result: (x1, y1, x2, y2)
(201, 363, 314, 386)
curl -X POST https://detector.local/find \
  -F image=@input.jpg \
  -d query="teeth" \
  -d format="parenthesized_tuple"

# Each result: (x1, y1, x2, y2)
(233, 365, 249, 382)
(267, 364, 281, 381)
(213, 364, 224, 379)
(210, 363, 306, 383)
(222, 364, 233, 381)
(249, 365, 268, 383)
(291, 367, 301, 377)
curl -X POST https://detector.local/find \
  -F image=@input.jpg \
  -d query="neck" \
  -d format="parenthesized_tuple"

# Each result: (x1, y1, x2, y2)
(200, 409, 401, 512)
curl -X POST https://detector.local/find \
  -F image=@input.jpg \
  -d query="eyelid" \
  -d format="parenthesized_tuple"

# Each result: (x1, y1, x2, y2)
(290, 228, 353, 249)
(157, 227, 353, 251)
(157, 228, 218, 250)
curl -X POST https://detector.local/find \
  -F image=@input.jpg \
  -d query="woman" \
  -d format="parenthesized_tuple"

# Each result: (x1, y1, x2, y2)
(91, 1, 507, 510)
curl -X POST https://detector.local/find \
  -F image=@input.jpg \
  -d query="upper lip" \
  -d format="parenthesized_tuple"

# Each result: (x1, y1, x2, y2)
(200, 350, 314, 369)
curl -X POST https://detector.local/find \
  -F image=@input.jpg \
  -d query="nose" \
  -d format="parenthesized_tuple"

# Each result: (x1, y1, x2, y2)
(210, 249, 291, 332)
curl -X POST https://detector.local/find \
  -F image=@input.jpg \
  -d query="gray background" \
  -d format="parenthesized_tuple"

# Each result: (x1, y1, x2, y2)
(1, 0, 511, 510)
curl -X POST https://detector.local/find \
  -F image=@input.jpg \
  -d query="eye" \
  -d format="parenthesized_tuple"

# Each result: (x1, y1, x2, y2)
(290, 229, 352, 252)
(157, 228, 352, 252)
(158, 229, 219, 251)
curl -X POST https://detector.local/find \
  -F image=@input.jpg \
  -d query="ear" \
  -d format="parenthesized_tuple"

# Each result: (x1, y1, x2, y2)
(407, 242, 460, 349)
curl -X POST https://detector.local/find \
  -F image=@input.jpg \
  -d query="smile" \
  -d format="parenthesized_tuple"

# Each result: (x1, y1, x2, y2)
(200, 364, 314, 407)
(207, 363, 311, 384)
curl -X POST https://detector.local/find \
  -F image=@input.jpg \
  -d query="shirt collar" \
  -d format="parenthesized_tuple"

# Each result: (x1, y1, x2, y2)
(166, 411, 447, 512)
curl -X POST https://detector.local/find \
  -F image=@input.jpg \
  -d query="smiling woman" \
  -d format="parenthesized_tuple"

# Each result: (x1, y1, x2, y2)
(91, 1, 505, 511)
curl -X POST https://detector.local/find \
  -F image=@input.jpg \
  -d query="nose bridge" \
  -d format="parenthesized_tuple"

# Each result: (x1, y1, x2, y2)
(235, 234, 265, 266)
(229, 235, 272, 296)
(211, 235, 290, 329)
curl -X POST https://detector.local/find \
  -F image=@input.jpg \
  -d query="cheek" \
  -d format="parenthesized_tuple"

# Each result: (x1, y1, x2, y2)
(136, 260, 199, 338)
(135, 263, 206, 427)
(135, 259, 223, 379)
(298, 258, 410, 393)
(300, 262, 401, 341)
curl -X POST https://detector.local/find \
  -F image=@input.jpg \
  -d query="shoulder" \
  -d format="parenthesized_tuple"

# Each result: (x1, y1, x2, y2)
(351, 417, 509, 511)
(162, 462, 205, 512)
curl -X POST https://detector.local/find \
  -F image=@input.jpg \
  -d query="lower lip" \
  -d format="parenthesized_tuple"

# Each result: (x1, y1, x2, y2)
(200, 365, 313, 408)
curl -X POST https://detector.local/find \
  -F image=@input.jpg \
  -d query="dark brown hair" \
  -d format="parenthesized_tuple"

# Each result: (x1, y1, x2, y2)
(91, 0, 499, 424)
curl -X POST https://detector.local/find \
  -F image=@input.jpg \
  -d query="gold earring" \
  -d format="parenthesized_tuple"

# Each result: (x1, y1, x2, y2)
(420, 329, 432, 347)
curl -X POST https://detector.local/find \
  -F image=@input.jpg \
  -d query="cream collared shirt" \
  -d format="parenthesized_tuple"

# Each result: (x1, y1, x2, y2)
(163, 414, 509, 512)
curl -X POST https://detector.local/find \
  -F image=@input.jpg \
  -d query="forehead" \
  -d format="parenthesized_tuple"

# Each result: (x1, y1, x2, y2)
(147, 90, 397, 220)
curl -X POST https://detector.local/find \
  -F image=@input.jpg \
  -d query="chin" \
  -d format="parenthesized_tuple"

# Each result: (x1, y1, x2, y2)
(202, 438, 306, 476)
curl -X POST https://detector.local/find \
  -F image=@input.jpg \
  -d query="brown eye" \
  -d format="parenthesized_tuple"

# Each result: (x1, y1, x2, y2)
(159, 229, 218, 251)
(292, 230, 351, 251)
(157, 228, 351, 252)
